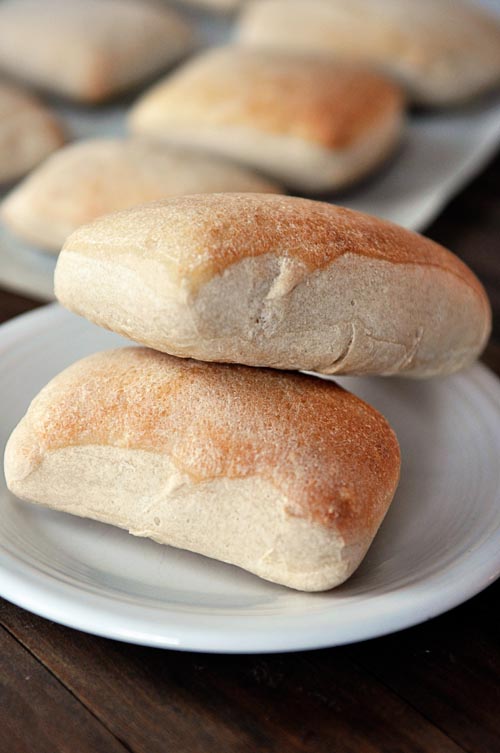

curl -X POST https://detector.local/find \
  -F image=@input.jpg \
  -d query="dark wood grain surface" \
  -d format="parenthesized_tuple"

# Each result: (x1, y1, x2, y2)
(1, 157, 499, 753)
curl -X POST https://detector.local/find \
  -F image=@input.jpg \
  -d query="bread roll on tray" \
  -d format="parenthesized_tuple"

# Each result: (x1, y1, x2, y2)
(1, 138, 279, 253)
(55, 193, 491, 378)
(4, 347, 401, 591)
(237, 0, 500, 106)
(0, 0, 194, 102)
(0, 81, 64, 184)
(128, 47, 404, 192)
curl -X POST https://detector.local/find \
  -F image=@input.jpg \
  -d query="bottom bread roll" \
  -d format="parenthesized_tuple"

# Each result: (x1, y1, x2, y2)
(4, 348, 400, 591)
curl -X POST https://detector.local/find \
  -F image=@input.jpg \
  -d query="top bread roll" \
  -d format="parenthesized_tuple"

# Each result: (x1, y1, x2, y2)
(1, 138, 279, 253)
(0, 80, 64, 184)
(237, 0, 500, 106)
(55, 193, 491, 378)
(0, 0, 194, 102)
(128, 47, 404, 192)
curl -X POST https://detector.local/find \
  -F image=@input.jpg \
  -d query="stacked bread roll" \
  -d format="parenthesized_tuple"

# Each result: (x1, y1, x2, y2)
(4, 193, 491, 590)
(1, 0, 495, 592)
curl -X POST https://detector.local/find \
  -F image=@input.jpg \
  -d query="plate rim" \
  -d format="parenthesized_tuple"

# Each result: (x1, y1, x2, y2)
(1, 304, 500, 653)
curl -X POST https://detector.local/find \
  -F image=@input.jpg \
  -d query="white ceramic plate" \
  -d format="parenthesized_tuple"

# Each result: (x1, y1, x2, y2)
(1, 304, 500, 652)
(1, 5, 500, 300)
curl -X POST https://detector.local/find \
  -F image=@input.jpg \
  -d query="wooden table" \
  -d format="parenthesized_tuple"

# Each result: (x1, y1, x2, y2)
(1, 159, 500, 753)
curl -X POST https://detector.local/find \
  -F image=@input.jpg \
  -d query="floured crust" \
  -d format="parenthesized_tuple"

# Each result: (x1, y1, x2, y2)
(59, 194, 482, 291)
(0, 80, 64, 184)
(4, 347, 401, 591)
(0, 0, 194, 102)
(128, 47, 404, 191)
(1, 138, 280, 252)
(55, 194, 491, 377)
(237, 0, 500, 106)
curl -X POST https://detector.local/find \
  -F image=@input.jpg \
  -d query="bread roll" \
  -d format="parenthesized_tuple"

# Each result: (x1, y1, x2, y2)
(128, 47, 404, 192)
(0, 0, 194, 102)
(1, 138, 279, 253)
(237, 0, 500, 106)
(55, 194, 491, 378)
(0, 81, 64, 184)
(4, 347, 401, 591)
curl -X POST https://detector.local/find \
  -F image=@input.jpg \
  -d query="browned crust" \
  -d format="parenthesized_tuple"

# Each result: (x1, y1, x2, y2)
(63, 193, 489, 305)
(130, 47, 404, 149)
(19, 348, 401, 538)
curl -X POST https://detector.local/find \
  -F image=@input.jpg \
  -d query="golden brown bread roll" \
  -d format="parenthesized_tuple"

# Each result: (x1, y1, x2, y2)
(128, 47, 405, 192)
(54, 193, 491, 378)
(0, 0, 194, 102)
(1, 138, 280, 252)
(0, 80, 64, 184)
(4, 347, 401, 591)
(237, 0, 500, 106)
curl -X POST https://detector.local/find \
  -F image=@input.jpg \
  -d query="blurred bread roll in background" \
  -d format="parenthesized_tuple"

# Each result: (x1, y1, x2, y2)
(129, 47, 405, 192)
(0, 0, 194, 102)
(236, 0, 500, 106)
(0, 80, 64, 185)
(55, 194, 491, 377)
(4, 347, 401, 591)
(1, 138, 279, 253)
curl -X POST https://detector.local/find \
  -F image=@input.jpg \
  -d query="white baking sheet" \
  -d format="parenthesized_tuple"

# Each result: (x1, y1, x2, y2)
(1, 4, 499, 301)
